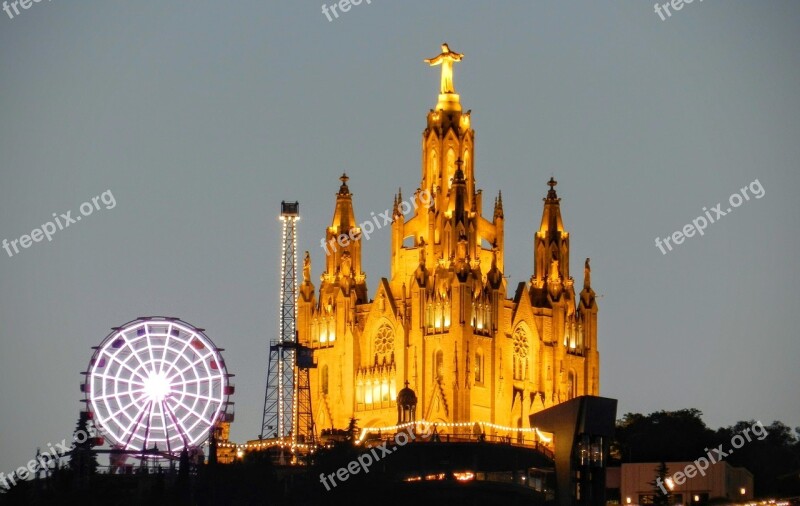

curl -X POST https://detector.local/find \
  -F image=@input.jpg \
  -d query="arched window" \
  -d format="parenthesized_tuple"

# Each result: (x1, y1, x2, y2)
(319, 318, 327, 343)
(426, 301, 434, 331)
(372, 381, 380, 406)
(429, 149, 438, 185)
(474, 349, 484, 385)
(328, 317, 336, 343)
(356, 380, 364, 404)
(320, 317, 335, 344)
(435, 350, 444, 382)
(321, 364, 329, 395)
(568, 370, 577, 400)
(472, 299, 492, 335)
(446, 148, 456, 188)
(512, 327, 528, 381)
(381, 378, 389, 402)
(365, 380, 373, 404)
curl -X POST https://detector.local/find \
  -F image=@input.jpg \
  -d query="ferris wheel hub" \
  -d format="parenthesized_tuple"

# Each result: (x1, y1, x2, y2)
(143, 371, 171, 403)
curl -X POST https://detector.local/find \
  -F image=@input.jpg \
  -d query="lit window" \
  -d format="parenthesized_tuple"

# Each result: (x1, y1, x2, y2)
(372, 381, 380, 405)
(356, 381, 364, 404)
(364, 380, 373, 404)
(381, 379, 389, 402)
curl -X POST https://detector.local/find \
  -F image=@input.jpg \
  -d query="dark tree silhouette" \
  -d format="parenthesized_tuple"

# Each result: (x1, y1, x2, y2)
(650, 462, 670, 506)
(345, 417, 360, 443)
(68, 411, 98, 478)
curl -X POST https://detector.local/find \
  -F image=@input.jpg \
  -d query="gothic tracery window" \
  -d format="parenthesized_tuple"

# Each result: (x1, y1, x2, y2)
(425, 293, 451, 334)
(375, 324, 395, 364)
(472, 299, 493, 335)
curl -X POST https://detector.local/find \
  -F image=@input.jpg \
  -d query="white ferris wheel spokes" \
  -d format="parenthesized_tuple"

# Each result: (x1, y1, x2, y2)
(84, 318, 233, 455)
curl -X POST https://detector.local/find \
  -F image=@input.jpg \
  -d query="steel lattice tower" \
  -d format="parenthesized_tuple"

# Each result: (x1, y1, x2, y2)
(260, 201, 299, 441)
(293, 344, 316, 446)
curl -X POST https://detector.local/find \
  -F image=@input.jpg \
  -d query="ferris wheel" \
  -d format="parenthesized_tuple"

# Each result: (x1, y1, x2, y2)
(83, 317, 234, 456)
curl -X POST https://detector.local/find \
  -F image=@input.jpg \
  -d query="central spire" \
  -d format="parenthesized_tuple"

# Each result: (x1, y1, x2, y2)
(425, 43, 464, 111)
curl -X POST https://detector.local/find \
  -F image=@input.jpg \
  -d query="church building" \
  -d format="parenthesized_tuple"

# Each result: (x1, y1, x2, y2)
(297, 44, 600, 440)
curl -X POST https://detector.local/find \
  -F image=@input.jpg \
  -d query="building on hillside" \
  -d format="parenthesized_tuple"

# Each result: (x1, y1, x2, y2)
(297, 44, 600, 441)
(611, 461, 754, 504)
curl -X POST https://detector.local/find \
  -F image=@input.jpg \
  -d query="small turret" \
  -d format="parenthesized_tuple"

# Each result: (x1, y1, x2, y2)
(494, 190, 504, 220)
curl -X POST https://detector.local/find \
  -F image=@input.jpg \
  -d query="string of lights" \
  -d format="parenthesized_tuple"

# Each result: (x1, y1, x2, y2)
(221, 417, 552, 455)
(355, 419, 553, 444)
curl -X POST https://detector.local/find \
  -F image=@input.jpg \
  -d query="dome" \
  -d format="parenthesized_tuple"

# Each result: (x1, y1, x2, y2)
(396, 383, 417, 406)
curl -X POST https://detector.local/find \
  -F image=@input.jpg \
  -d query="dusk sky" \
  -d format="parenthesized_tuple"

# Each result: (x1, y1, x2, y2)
(1, 1, 798, 474)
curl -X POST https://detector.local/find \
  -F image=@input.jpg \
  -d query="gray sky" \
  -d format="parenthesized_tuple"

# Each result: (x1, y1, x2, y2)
(1, 1, 798, 473)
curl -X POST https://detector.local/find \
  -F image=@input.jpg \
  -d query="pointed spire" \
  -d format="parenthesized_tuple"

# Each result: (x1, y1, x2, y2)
(322, 172, 368, 301)
(394, 188, 404, 219)
(539, 177, 564, 233)
(533, 177, 569, 289)
(331, 173, 356, 231)
(494, 190, 504, 220)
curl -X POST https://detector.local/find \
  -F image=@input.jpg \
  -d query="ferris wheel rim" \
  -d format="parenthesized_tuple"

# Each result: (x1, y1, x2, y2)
(84, 317, 232, 455)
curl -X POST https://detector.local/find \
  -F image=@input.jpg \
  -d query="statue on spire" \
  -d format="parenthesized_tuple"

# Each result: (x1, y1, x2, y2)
(584, 258, 591, 290)
(303, 251, 311, 284)
(425, 43, 464, 94)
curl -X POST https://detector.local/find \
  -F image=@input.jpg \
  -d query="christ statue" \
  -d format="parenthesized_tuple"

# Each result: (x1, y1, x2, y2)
(425, 43, 464, 94)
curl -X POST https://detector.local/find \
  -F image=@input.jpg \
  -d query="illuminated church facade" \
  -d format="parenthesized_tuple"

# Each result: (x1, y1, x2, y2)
(297, 44, 599, 439)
